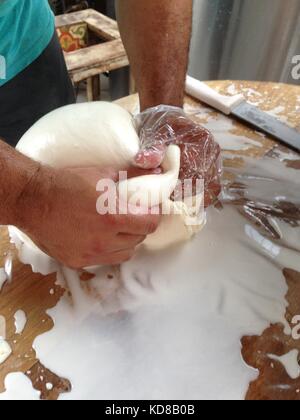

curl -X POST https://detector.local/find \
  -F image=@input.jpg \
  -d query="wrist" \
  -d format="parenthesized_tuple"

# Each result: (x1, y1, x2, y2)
(12, 163, 56, 232)
(140, 98, 184, 112)
(139, 87, 185, 112)
(135, 105, 186, 133)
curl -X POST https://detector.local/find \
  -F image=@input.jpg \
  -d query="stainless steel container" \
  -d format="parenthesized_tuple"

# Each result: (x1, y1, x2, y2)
(189, 0, 300, 84)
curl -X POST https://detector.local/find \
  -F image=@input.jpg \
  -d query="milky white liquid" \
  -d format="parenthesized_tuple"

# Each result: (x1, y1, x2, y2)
(0, 373, 40, 400)
(0, 315, 11, 366)
(268, 351, 300, 380)
(0, 315, 5, 338)
(0, 339, 11, 366)
(25, 203, 298, 400)
(1, 154, 300, 400)
(0, 268, 7, 291)
(14, 310, 27, 335)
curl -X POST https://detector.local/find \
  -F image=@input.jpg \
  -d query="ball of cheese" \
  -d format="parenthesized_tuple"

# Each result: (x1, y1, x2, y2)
(14, 102, 205, 259)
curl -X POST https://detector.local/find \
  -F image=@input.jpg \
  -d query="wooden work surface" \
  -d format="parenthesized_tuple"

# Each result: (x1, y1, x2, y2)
(0, 81, 300, 400)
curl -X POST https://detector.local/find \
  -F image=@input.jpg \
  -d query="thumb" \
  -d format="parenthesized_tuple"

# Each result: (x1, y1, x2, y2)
(126, 167, 162, 179)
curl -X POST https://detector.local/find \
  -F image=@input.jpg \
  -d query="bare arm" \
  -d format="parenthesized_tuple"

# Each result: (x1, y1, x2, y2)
(0, 139, 43, 227)
(116, 0, 193, 110)
(115, 2, 221, 204)
(0, 139, 160, 268)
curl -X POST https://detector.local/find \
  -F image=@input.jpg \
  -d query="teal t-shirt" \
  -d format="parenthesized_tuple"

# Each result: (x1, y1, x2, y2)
(0, 0, 55, 86)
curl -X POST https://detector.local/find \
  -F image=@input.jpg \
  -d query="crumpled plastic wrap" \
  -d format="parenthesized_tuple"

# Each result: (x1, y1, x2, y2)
(134, 105, 222, 206)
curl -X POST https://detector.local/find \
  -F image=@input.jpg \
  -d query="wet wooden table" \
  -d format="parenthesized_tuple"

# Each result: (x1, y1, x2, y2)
(0, 81, 300, 400)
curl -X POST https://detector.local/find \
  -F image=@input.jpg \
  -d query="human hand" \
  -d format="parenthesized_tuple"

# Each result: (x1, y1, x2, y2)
(134, 105, 222, 206)
(18, 165, 161, 268)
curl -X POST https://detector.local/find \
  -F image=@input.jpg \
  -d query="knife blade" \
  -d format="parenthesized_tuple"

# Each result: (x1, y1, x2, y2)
(185, 76, 300, 152)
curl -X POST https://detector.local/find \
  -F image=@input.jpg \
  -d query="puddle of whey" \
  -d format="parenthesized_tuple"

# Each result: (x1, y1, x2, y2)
(0, 152, 300, 400)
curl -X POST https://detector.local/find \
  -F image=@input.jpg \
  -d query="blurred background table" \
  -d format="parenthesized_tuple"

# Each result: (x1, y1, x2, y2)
(55, 9, 130, 101)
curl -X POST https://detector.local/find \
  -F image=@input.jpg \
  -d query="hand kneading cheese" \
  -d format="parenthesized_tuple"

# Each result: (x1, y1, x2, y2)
(15, 102, 205, 258)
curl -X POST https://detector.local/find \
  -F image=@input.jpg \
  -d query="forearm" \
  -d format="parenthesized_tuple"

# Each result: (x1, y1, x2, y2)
(116, 0, 193, 111)
(0, 140, 49, 228)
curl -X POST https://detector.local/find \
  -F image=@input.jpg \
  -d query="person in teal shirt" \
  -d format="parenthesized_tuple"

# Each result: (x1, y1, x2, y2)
(0, 0, 54, 86)
(0, 1, 220, 269)
(0, 0, 75, 146)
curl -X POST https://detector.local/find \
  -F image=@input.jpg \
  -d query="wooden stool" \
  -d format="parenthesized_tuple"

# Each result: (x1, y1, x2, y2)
(55, 9, 131, 101)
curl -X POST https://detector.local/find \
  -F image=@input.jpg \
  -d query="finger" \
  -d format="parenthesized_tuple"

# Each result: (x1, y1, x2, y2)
(116, 233, 146, 249)
(96, 167, 120, 183)
(126, 167, 162, 179)
(134, 144, 167, 169)
(94, 234, 146, 254)
(85, 249, 136, 267)
(67, 166, 120, 184)
(116, 211, 162, 236)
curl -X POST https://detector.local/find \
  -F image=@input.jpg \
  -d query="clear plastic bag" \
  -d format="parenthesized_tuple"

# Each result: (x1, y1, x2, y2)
(134, 105, 222, 206)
